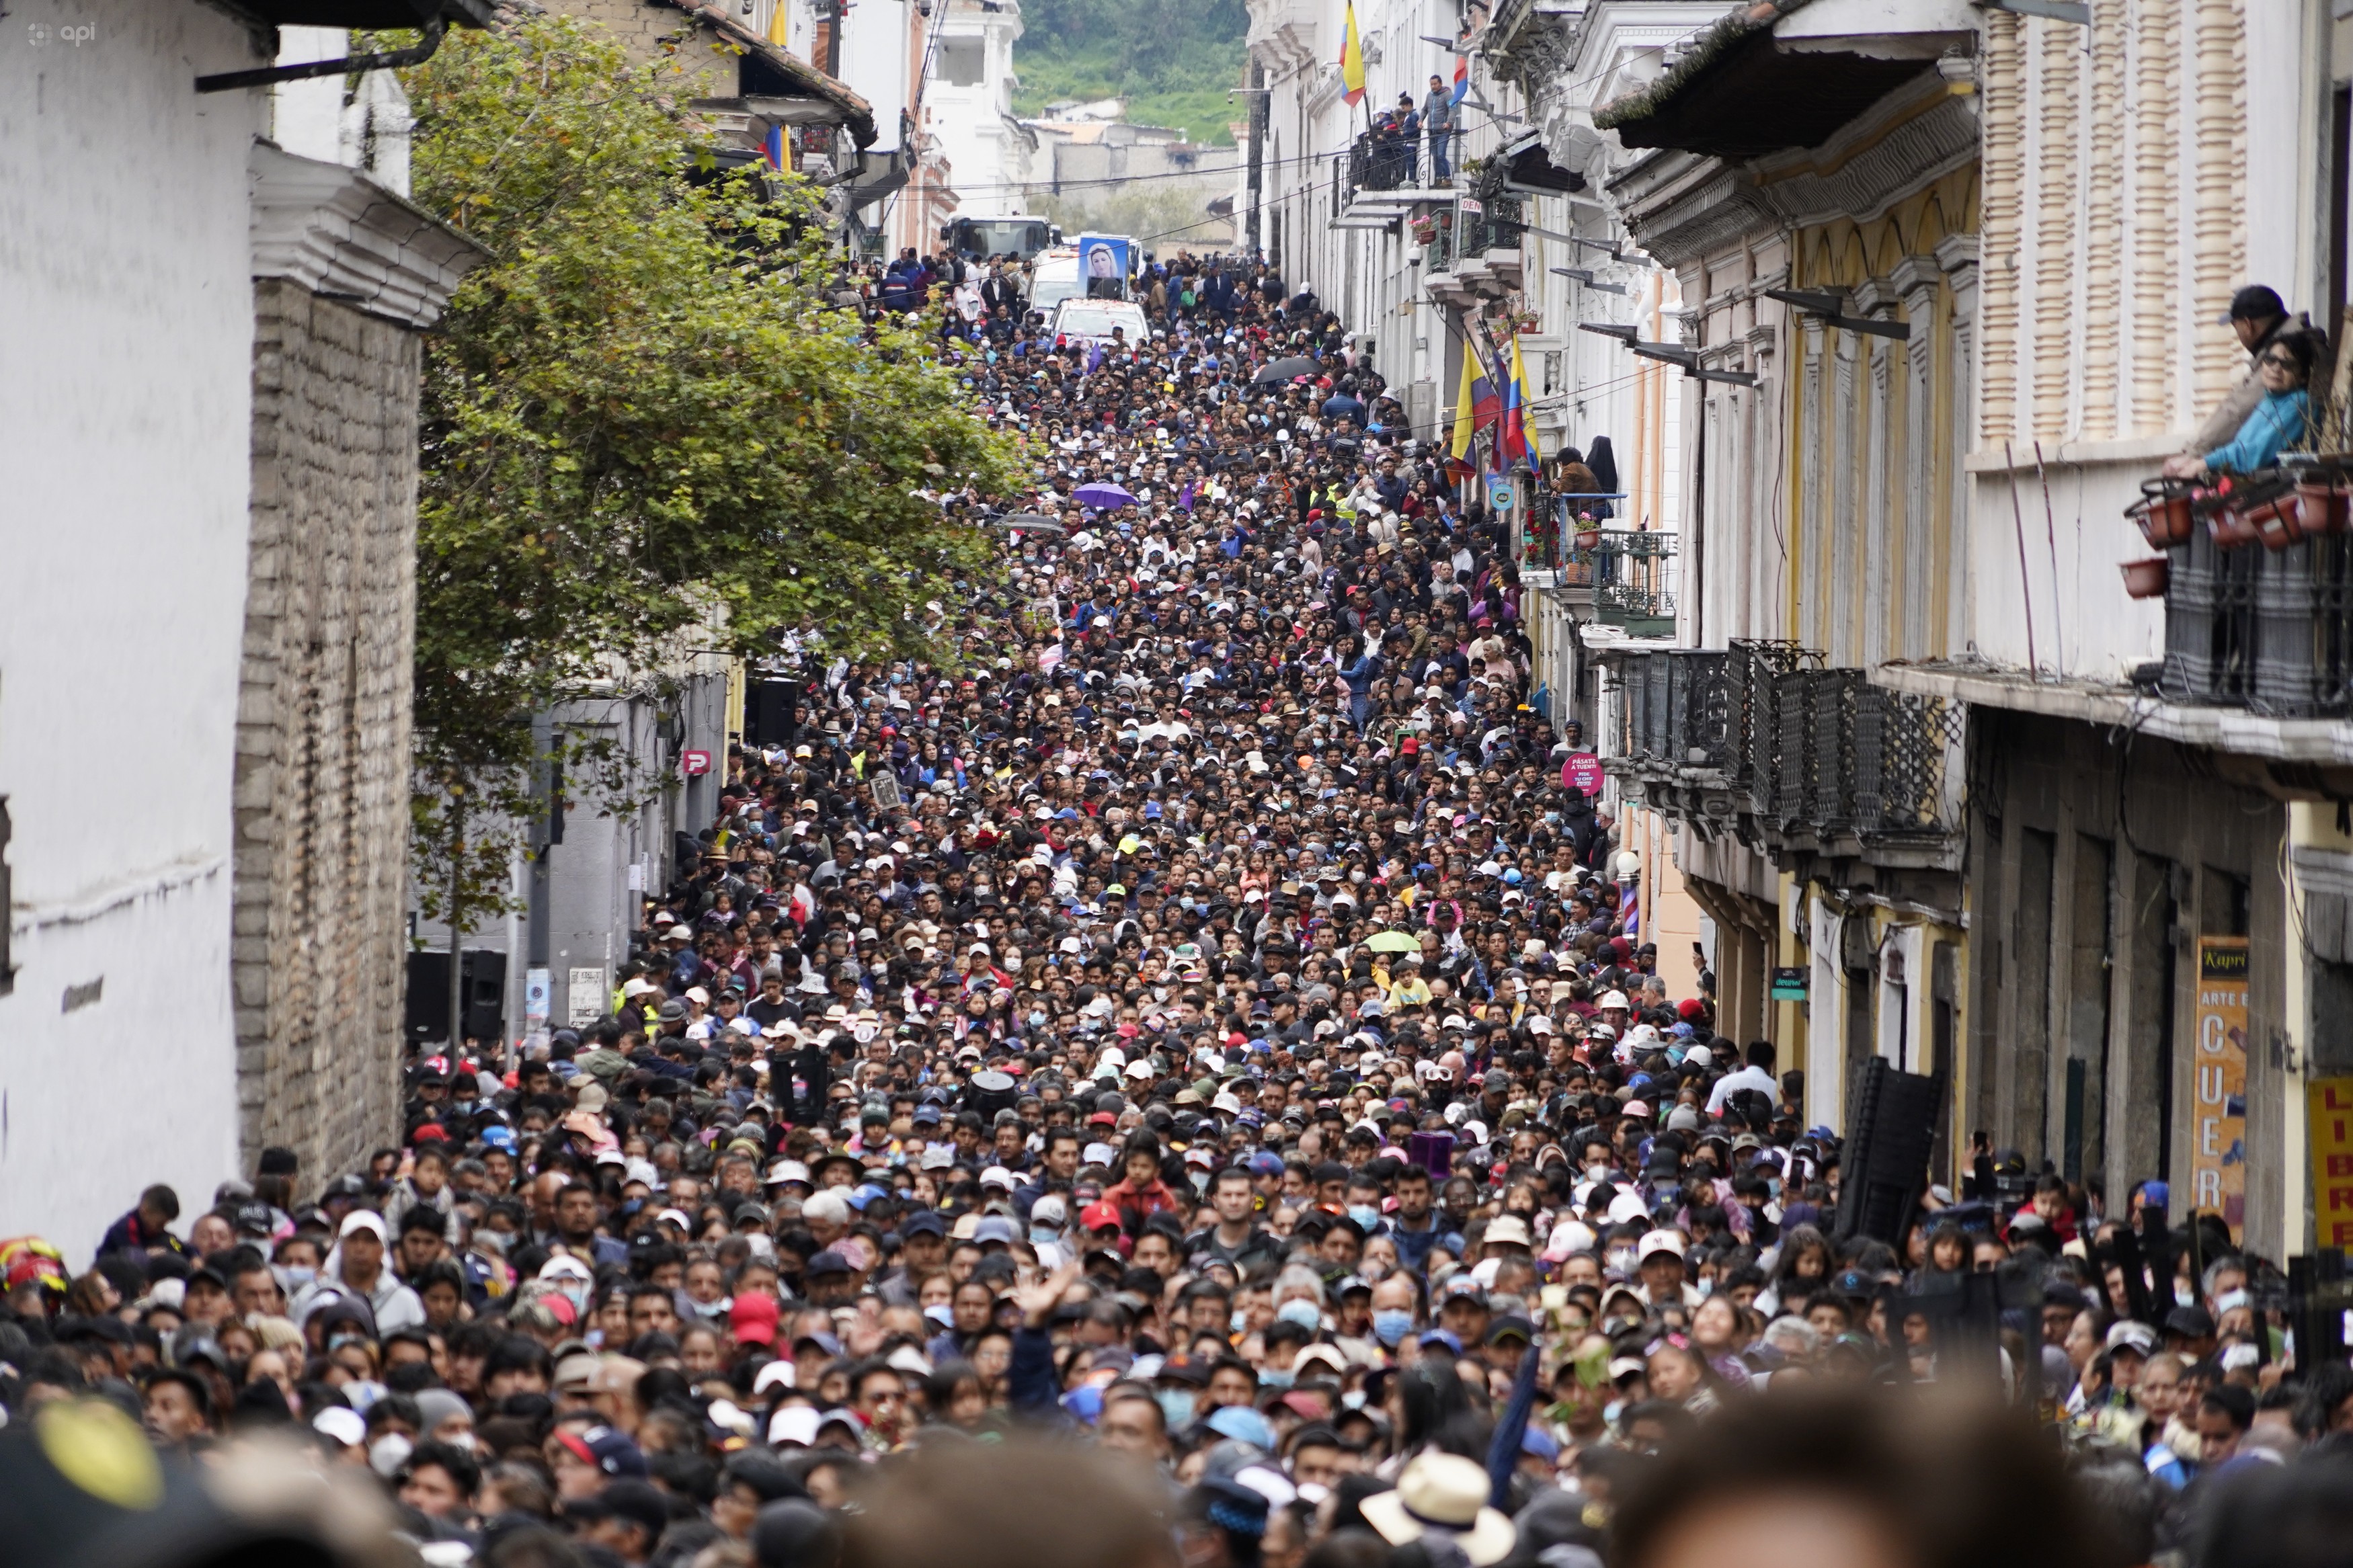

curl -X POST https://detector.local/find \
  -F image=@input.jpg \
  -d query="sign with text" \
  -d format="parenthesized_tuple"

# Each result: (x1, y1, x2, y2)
(2309, 1076, 2353, 1249)
(2192, 937, 2249, 1238)
(1770, 966, 1809, 1003)
(568, 967, 608, 1029)
(680, 748, 712, 777)
(1560, 751, 1604, 795)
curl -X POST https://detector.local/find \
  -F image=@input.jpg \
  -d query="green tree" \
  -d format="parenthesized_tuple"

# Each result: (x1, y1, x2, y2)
(395, 16, 1012, 925)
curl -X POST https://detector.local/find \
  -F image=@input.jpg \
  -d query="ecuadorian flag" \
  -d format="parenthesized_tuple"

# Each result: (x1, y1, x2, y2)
(1339, 2, 1366, 106)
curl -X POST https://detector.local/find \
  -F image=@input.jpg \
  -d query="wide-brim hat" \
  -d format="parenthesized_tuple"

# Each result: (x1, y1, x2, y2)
(1359, 1453, 1517, 1566)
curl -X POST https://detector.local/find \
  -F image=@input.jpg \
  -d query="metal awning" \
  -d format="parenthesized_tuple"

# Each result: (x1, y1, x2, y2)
(1593, 0, 1932, 158)
(1498, 132, 1583, 194)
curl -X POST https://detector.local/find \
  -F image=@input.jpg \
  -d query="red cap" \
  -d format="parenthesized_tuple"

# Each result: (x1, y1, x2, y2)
(1400, 737, 1419, 755)
(1677, 998, 1707, 1021)
(1081, 1201, 1123, 1232)
(730, 1292, 780, 1347)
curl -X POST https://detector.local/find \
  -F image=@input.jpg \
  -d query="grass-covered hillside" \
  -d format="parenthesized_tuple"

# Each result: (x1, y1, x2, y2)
(1011, 0, 1250, 145)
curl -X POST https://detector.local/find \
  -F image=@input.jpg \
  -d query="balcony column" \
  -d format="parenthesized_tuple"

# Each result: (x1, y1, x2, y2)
(1797, 316, 1829, 651)
(1892, 255, 1942, 662)
(1857, 279, 1896, 667)
(1936, 235, 1979, 661)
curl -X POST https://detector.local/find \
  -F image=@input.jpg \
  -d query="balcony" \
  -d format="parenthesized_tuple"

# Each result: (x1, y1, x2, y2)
(2135, 468, 2353, 717)
(1523, 515, 1673, 636)
(1607, 642, 1964, 865)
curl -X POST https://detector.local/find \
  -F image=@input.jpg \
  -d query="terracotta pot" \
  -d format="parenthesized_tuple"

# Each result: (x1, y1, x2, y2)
(2120, 558, 2170, 599)
(2208, 505, 2262, 548)
(2299, 478, 2350, 535)
(1573, 530, 1601, 552)
(2140, 478, 2197, 545)
(2251, 491, 2306, 551)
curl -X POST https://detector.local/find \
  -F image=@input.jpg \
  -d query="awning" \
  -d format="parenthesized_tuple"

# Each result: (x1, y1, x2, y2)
(1499, 132, 1583, 194)
(1593, 0, 1931, 158)
(845, 149, 910, 207)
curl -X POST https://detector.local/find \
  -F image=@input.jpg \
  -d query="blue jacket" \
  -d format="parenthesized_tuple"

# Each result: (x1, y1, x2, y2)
(2204, 388, 2311, 474)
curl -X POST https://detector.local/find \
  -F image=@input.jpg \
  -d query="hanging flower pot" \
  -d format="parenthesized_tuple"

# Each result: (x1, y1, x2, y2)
(2120, 558, 2170, 599)
(2251, 490, 2307, 551)
(2135, 478, 2196, 546)
(2297, 476, 2350, 534)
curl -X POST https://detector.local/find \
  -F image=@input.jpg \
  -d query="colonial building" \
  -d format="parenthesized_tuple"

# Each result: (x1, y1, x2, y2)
(1, 0, 485, 1239)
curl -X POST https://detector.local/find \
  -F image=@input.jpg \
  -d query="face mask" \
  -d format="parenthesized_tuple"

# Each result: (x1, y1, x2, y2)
(1607, 1247, 1638, 1276)
(1259, 1368, 1296, 1390)
(1277, 1298, 1322, 1330)
(1371, 1308, 1414, 1348)
(1232, 1308, 1251, 1335)
(1030, 1227, 1061, 1247)
(1348, 1205, 1383, 1234)
(276, 1265, 317, 1290)
(1158, 1389, 1197, 1428)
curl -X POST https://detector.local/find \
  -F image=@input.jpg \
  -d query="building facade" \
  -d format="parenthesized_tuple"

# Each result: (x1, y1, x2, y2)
(1499, 0, 2353, 1264)
(1, 0, 480, 1243)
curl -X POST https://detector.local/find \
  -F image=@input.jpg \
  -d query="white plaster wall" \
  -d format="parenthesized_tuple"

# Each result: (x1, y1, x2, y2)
(1963, 458, 2166, 679)
(0, 0, 261, 1259)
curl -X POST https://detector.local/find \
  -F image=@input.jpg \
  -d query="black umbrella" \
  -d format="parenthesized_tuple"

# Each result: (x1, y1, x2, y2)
(1253, 355, 1322, 384)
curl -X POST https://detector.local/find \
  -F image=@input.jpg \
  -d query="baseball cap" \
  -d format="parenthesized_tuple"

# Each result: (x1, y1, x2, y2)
(1636, 1229, 1686, 1262)
(556, 1425, 649, 1479)
(2222, 284, 2286, 324)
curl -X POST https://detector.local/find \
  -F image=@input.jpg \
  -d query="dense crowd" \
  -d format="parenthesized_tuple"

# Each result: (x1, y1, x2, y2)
(5, 254, 2351, 1568)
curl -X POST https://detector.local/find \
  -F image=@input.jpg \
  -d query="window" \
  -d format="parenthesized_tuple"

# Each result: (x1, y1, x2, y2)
(938, 40, 984, 87)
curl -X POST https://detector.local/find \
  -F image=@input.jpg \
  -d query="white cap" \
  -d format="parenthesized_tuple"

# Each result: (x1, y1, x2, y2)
(768, 1406, 822, 1446)
(313, 1406, 368, 1448)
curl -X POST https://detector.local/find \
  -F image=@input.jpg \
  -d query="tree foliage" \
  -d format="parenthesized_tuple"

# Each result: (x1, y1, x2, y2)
(396, 16, 1013, 925)
(1011, 0, 1250, 144)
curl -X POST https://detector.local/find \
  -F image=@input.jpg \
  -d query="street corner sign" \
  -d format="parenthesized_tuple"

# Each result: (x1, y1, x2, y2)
(2310, 1075, 2353, 1249)
(681, 749, 712, 777)
(2192, 936, 2249, 1239)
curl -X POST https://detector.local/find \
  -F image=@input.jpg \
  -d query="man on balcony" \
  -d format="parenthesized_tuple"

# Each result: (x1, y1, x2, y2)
(1423, 74, 1455, 183)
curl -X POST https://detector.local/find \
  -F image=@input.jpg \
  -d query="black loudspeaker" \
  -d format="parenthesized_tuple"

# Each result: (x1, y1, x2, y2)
(403, 950, 510, 1045)
(1834, 1057, 1944, 1245)
(746, 679, 802, 749)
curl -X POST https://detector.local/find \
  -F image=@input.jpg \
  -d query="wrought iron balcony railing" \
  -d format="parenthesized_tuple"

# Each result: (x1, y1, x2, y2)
(1609, 642, 1962, 852)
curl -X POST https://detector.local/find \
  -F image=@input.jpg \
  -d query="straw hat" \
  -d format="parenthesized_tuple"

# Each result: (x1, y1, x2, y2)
(1359, 1453, 1517, 1567)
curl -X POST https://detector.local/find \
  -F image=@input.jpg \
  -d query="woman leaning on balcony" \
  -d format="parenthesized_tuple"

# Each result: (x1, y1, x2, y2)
(2182, 330, 2318, 479)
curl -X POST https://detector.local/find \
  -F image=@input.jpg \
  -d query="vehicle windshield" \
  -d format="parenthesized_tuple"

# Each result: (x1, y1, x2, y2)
(1056, 306, 1137, 338)
(953, 218, 1049, 259)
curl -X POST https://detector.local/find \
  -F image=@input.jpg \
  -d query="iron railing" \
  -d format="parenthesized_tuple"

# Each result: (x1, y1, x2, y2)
(1612, 645, 1960, 845)
(2157, 521, 2353, 715)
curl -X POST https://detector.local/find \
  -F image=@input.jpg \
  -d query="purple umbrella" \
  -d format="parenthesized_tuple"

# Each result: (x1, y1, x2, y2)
(1073, 482, 1138, 510)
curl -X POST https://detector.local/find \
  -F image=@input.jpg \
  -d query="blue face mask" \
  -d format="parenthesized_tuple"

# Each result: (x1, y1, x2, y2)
(1259, 1368, 1296, 1390)
(1158, 1390, 1197, 1428)
(1348, 1205, 1383, 1234)
(1277, 1298, 1322, 1330)
(1371, 1309, 1415, 1348)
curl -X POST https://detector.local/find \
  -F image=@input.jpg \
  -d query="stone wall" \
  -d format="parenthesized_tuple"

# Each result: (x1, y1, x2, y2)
(233, 279, 420, 1185)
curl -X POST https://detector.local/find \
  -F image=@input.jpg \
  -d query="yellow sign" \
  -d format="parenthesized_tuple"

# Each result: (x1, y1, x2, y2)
(2192, 937, 2249, 1238)
(2309, 1076, 2353, 1249)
